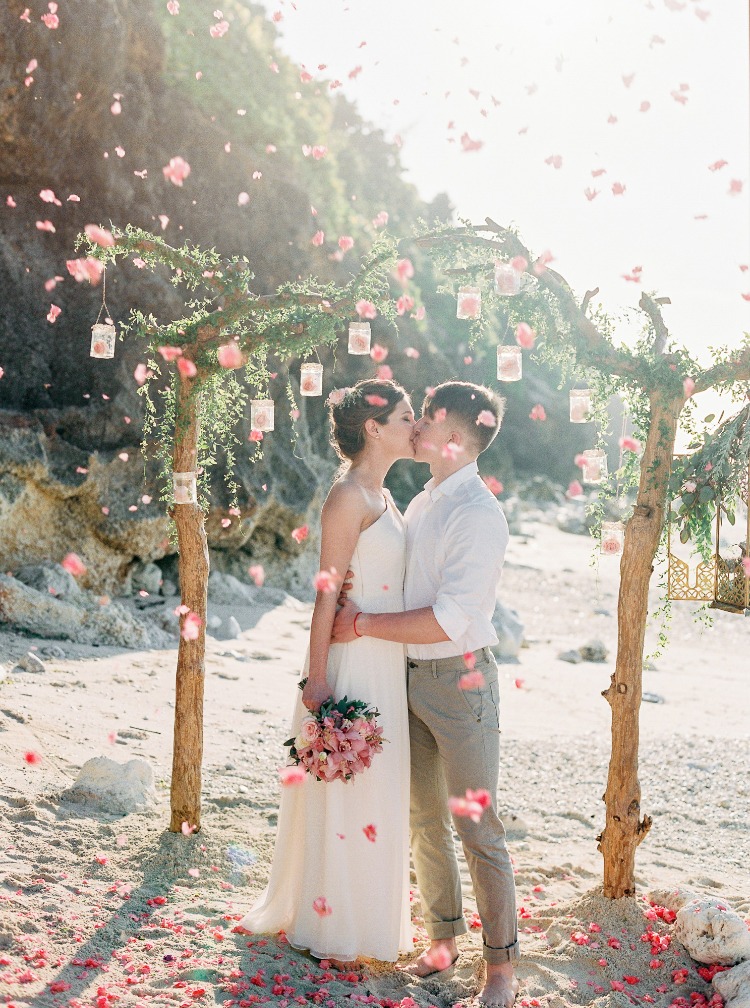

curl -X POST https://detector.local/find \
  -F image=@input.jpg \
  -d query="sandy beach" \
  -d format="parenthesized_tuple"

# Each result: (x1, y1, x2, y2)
(1, 518, 749, 1008)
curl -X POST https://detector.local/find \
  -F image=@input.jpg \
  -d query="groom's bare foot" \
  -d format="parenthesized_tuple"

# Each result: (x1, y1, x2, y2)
(478, 963, 519, 1008)
(398, 938, 458, 977)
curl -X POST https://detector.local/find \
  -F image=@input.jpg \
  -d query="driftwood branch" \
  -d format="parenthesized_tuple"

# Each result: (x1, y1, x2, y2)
(582, 287, 600, 316)
(639, 292, 672, 355)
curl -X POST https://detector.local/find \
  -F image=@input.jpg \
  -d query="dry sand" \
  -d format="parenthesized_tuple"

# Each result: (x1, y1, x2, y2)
(1, 520, 749, 1008)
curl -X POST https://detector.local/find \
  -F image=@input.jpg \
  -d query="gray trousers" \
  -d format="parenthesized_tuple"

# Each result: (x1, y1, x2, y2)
(407, 648, 520, 964)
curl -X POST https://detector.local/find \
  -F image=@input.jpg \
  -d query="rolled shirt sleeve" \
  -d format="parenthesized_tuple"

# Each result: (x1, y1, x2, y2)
(431, 503, 509, 644)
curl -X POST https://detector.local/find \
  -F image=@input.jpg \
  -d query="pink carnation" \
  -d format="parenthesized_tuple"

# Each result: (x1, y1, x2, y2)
(279, 765, 305, 786)
(66, 257, 105, 285)
(210, 19, 229, 37)
(515, 322, 536, 349)
(395, 258, 414, 283)
(459, 670, 485, 690)
(311, 230, 325, 246)
(248, 564, 265, 586)
(356, 299, 377, 319)
(482, 476, 503, 496)
(476, 410, 496, 427)
(177, 358, 197, 379)
(313, 568, 339, 593)
(619, 436, 641, 453)
(181, 611, 202, 641)
(312, 896, 333, 917)
(291, 525, 308, 544)
(217, 342, 243, 369)
(376, 364, 393, 381)
(529, 404, 546, 421)
(338, 236, 354, 253)
(158, 346, 183, 362)
(370, 343, 388, 362)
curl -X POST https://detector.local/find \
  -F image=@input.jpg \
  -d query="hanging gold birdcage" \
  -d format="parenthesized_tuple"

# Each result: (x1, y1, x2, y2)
(667, 456, 750, 615)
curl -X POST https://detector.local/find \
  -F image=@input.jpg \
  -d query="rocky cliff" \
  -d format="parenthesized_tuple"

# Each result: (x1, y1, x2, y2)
(0, 0, 582, 617)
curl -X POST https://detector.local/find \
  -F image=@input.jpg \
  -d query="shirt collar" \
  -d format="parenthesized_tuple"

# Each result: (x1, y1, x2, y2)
(424, 461, 479, 502)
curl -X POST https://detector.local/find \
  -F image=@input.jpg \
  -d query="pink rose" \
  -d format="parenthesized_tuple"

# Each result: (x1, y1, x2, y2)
(299, 718, 321, 744)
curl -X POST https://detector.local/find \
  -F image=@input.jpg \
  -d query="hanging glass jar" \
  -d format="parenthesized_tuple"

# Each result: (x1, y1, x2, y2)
(173, 471, 197, 505)
(250, 399, 274, 432)
(601, 520, 625, 555)
(90, 322, 116, 359)
(456, 286, 481, 320)
(300, 362, 324, 396)
(494, 262, 521, 296)
(569, 389, 593, 423)
(348, 322, 371, 355)
(581, 448, 608, 484)
(496, 345, 522, 382)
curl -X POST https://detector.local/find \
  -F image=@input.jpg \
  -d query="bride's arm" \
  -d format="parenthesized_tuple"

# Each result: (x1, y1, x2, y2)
(301, 482, 369, 711)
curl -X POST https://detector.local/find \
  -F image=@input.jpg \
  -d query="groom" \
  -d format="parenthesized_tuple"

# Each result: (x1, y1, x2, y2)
(332, 380, 519, 1008)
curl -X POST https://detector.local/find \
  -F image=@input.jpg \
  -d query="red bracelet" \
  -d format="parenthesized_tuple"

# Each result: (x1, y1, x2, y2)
(353, 612, 364, 638)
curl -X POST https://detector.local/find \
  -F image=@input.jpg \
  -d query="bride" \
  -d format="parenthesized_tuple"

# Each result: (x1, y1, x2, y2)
(234, 378, 416, 968)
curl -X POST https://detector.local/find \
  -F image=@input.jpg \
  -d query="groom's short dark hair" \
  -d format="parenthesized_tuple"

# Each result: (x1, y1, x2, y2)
(422, 381, 505, 454)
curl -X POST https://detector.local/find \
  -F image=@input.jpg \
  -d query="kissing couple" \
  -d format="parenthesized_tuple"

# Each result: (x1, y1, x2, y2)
(234, 378, 519, 1008)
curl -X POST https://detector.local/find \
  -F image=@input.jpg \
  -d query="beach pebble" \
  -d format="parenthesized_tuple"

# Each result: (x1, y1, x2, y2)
(579, 639, 608, 662)
(713, 961, 750, 1008)
(62, 756, 157, 815)
(674, 896, 750, 964)
(13, 652, 46, 674)
(558, 649, 583, 664)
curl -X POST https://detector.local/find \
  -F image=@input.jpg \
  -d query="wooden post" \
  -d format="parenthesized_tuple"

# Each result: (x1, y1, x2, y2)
(169, 369, 209, 833)
(598, 393, 680, 895)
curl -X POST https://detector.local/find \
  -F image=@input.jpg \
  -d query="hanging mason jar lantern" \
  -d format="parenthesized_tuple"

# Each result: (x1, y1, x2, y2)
(300, 362, 324, 396)
(173, 471, 197, 505)
(250, 399, 274, 432)
(496, 345, 522, 382)
(456, 286, 481, 320)
(581, 449, 608, 484)
(348, 322, 371, 355)
(569, 389, 593, 423)
(90, 322, 116, 359)
(600, 521, 625, 555)
(494, 262, 521, 296)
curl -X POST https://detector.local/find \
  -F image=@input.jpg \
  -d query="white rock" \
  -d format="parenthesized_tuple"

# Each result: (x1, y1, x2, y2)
(14, 652, 46, 674)
(714, 961, 750, 1008)
(648, 887, 698, 913)
(63, 756, 157, 815)
(674, 897, 750, 965)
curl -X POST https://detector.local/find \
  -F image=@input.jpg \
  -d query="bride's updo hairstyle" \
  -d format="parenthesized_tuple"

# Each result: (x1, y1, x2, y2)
(329, 378, 409, 463)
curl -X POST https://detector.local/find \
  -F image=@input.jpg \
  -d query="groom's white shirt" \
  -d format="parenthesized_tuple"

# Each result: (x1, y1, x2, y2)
(403, 460, 509, 660)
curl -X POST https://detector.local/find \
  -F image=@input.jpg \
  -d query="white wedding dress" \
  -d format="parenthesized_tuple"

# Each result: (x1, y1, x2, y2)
(237, 492, 412, 962)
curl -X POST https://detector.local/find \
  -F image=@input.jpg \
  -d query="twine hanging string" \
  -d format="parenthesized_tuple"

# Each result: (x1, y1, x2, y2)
(615, 405, 629, 510)
(94, 268, 111, 326)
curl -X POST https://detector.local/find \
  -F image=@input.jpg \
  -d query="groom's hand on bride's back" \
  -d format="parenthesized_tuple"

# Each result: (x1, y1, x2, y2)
(337, 568, 354, 606)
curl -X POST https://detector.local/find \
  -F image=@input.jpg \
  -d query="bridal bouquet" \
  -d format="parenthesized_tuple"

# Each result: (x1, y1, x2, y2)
(284, 682, 386, 783)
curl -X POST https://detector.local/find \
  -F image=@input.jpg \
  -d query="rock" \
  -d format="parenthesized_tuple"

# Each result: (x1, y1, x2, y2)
(208, 571, 259, 606)
(14, 562, 81, 600)
(674, 897, 750, 965)
(206, 614, 222, 630)
(39, 645, 66, 660)
(579, 639, 608, 662)
(491, 600, 524, 662)
(642, 692, 665, 704)
(130, 561, 163, 596)
(714, 962, 750, 1008)
(0, 574, 167, 648)
(558, 649, 583, 664)
(160, 579, 178, 597)
(13, 652, 46, 674)
(555, 504, 589, 536)
(211, 616, 241, 641)
(647, 888, 697, 913)
(62, 756, 156, 815)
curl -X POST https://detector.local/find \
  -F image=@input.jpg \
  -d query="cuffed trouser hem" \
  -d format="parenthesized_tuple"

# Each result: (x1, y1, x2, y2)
(425, 917, 469, 940)
(483, 939, 521, 964)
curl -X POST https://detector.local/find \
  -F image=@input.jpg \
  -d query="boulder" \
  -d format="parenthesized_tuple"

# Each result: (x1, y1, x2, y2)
(558, 649, 583, 664)
(130, 561, 163, 596)
(714, 962, 750, 1008)
(556, 504, 590, 536)
(12, 652, 46, 674)
(579, 639, 608, 662)
(62, 756, 157, 815)
(491, 600, 524, 662)
(211, 616, 242, 641)
(647, 888, 697, 913)
(0, 574, 168, 648)
(14, 562, 81, 600)
(674, 897, 750, 965)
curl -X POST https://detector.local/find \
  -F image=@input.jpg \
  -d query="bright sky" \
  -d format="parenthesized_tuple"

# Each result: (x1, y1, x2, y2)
(255, 0, 749, 447)
(261, 0, 748, 375)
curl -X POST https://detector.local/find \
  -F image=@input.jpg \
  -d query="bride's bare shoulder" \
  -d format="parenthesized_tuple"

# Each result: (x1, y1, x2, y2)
(323, 478, 369, 514)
